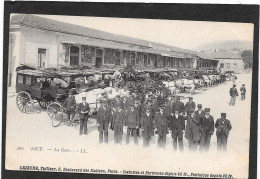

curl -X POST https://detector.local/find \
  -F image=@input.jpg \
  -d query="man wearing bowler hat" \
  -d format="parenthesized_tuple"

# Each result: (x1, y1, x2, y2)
(199, 108, 214, 152)
(112, 102, 125, 144)
(229, 84, 238, 106)
(194, 104, 205, 124)
(154, 105, 168, 148)
(125, 103, 139, 145)
(173, 96, 185, 115)
(215, 113, 232, 151)
(185, 97, 196, 116)
(141, 107, 154, 147)
(97, 100, 112, 143)
(169, 109, 185, 151)
(78, 96, 90, 135)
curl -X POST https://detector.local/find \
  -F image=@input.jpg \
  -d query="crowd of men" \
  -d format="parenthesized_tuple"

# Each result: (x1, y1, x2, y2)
(87, 89, 232, 152)
(62, 76, 248, 152)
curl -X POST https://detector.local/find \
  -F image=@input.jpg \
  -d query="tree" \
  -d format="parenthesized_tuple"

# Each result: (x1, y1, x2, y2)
(241, 50, 253, 69)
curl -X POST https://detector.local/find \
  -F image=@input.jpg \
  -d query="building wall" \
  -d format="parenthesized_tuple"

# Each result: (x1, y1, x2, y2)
(21, 27, 58, 68)
(217, 58, 244, 72)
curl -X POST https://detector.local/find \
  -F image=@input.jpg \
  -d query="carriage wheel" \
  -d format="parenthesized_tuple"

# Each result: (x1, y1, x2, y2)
(39, 98, 52, 109)
(16, 91, 34, 113)
(47, 102, 63, 127)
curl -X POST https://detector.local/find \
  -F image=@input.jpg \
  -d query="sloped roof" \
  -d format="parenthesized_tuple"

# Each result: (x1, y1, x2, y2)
(198, 51, 242, 59)
(10, 14, 197, 57)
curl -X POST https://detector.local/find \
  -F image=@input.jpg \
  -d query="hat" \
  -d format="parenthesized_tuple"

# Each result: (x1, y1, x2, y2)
(69, 89, 74, 95)
(145, 107, 151, 111)
(233, 84, 236, 87)
(82, 97, 86, 100)
(159, 105, 165, 109)
(188, 97, 193, 99)
(221, 112, 226, 116)
(242, 84, 245, 86)
(205, 108, 210, 112)
(116, 102, 122, 107)
(130, 103, 135, 107)
(176, 96, 180, 100)
(197, 104, 202, 108)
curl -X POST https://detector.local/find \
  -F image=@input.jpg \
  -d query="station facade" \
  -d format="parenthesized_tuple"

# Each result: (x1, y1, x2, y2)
(9, 14, 218, 87)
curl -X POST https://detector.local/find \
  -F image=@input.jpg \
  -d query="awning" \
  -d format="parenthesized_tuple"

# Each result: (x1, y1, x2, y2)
(61, 41, 77, 44)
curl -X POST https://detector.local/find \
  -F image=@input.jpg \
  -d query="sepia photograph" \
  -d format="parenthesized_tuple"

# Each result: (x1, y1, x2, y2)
(2, 2, 258, 179)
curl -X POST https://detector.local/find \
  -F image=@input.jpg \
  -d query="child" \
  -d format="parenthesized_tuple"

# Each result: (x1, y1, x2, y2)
(240, 84, 246, 101)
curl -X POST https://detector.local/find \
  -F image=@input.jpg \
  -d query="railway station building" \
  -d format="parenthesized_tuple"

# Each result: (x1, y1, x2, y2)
(8, 14, 218, 87)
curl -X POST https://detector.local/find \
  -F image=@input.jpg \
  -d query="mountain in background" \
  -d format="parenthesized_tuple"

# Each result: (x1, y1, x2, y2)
(194, 40, 253, 51)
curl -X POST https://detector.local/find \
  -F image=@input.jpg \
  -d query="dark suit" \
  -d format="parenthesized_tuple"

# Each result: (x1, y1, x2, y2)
(215, 118, 232, 151)
(199, 114, 214, 152)
(97, 107, 112, 143)
(154, 112, 168, 148)
(229, 87, 238, 106)
(157, 95, 166, 106)
(112, 109, 125, 143)
(63, 96, 76, 120)
(125, 109, 139, 144)
(185, 101, 196, 116)
(169, 114, 185, 151)
(141, 112, 154, 147)
(194, 110, 205, 124)
(78, 102, 90, 135)
(173, 101, 185, 114)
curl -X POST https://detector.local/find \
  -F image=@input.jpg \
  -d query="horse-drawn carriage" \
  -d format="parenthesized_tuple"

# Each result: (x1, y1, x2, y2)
(15, 67, 104, 127)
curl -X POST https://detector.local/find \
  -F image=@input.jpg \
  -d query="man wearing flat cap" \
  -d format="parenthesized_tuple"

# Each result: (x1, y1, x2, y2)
(63, 89, 76, 122)
(125, 103, 139, 145)
(240, 84, 246, 101)
(78, 96, 90, 135)
(154, 105, 168, 148)
(215, 113, 232, 151)
(185, 97, 196, 117)
(229, 84, 238, 106)
(199, 108, 214, 152)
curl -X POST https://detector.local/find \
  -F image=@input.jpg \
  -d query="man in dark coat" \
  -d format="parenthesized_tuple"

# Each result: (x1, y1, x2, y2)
(185, 97, 196, 116)
(97, 101, 112, 143)
(169, 109, 185, 151)
(229, 84, 239, 106)
(112, 103, 125, 144)
(199, 108, 214, 152)
(125, 104, 139, 145)
(172, 96, 185, 115)
(63, 90, 76, 121)
(194, 104, 205, 124)
(215, 113, 232, 151)
(186, 111, 202, 151)
(141, 107, 154, 147)
(154, 105, 168, 148)
(134, 98, 142, 137)
(184, 114, 194, 151)
(157, 91, 166, 106)
(78, 97, 90, 135)
(240, 84, 246, 101)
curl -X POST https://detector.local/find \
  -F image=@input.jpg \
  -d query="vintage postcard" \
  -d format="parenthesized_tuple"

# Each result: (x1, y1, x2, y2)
(4, 11, 256, 179)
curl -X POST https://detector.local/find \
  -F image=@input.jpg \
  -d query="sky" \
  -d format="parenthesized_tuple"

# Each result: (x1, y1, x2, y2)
(35, 14, 254, 50)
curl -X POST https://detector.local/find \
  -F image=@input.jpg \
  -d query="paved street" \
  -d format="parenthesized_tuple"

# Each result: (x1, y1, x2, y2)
(5, 73, 252, 178)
